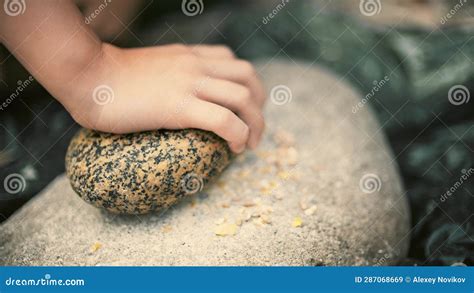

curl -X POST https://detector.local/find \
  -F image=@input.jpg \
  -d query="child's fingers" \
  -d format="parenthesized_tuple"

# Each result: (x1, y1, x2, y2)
(182, 100, 250, 153)
(196, 78, 264, 149)
(203, 59, 267, 108)
(190, 45, 235, 59)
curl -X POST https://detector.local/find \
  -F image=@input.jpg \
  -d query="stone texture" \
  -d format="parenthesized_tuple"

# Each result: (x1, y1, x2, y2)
(65, 128, 231, 214)
(0, 61, 410, 266)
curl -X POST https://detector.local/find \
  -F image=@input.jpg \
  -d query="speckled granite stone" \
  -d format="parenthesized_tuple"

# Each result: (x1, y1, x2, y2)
(65, 129, 231, 214)
(0, 61, 410, 266)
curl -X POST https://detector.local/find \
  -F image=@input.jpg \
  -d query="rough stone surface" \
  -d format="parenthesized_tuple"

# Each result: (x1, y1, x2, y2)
(65, 129, 231, 214)
(0, 61, 410, 266)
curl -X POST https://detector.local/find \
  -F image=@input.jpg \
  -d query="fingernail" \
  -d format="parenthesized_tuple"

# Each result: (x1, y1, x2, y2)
(236, 144, 246, 153)
(230, 143, 245, 154)
(248, 139, 258, 150)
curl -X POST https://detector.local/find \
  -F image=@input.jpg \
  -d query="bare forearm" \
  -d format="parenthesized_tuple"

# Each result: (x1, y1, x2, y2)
(0, 0, 102, 107)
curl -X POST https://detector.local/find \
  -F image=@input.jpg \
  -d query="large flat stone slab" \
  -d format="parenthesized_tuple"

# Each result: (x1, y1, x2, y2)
(0, 61, 410, 266)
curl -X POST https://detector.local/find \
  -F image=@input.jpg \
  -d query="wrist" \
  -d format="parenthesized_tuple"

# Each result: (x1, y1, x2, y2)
(60, 42, 119, 128)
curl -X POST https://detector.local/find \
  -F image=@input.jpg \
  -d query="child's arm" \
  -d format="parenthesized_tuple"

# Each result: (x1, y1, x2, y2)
(0, 0, 266, 153)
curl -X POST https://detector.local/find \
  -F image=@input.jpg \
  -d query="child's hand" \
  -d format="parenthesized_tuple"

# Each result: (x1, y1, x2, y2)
(0, 1, 266, 153)
(71, 44, 266, 153)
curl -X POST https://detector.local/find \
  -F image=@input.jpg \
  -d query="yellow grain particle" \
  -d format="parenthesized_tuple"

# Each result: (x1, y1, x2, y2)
(260, 187, 272, 196)
(260, 181, 278, 196)
(241, 210, 252, 221)
(161, 225, 173, 233)
(269, 181, 278, 188)
(299, 199, 309, 210)
(242, 200, 256, 207)
(214, 223, 238, 236)
(260, 214, 272, 224)
(292, 217, 303, 228)
(304, 205, 317, 216)
(90, 242, 102, 253)
(259, 166, 273, 174)
(277, 171, 291, 180)
(216, 180, 226, 189)
(256, 150, 270, 158)
(235, 218, 243, 226)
